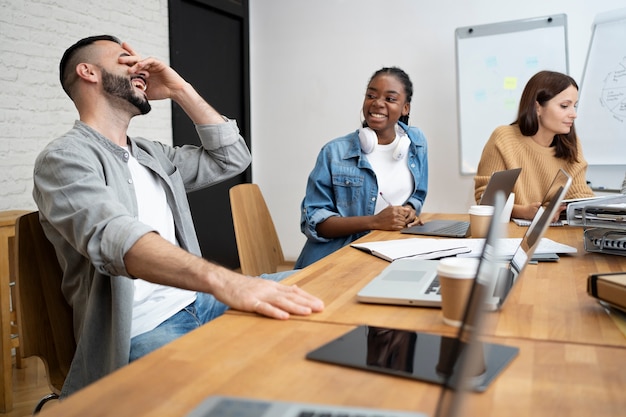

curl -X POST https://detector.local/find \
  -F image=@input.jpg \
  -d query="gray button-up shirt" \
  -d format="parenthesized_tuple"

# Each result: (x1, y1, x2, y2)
(33, 118, 251, 396)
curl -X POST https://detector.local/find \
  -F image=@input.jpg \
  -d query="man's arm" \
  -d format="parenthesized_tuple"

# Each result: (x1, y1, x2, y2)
(124, 232, 324, 319)
(117, 44, 323, 318)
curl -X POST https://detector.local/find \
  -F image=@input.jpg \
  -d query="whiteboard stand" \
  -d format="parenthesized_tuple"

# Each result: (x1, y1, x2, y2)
(576, 8, 626, 192)
(455, 15, 569, 175)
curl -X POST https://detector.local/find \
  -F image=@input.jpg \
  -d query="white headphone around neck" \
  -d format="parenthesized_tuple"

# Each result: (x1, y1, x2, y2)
(358, 125, 410, 161)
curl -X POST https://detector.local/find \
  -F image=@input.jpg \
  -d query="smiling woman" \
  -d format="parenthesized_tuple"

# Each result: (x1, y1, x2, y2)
(474, 70, 595, 220)
(294, 67, 429, 269)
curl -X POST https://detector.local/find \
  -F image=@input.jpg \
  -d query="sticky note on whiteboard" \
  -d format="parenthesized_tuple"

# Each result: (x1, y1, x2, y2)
(503, 77, 517, 90)
(504, 97, 517, 110)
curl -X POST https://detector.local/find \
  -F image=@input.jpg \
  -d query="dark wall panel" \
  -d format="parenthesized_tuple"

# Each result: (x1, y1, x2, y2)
(169, 0, 250, 269)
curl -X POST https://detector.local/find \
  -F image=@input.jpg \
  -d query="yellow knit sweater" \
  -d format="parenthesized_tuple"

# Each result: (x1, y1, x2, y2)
(474, 125, 594, 205)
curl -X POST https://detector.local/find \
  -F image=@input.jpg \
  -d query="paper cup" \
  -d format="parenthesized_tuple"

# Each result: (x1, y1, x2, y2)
(438, 258, 479, 327)
(469, 205, 494, 238)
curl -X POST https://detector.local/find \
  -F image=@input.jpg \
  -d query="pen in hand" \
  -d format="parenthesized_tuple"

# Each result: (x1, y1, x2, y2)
(379, 192, 392, 207)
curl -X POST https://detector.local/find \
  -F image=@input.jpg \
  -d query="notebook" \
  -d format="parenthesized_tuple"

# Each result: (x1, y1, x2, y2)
(186, 196, 517, 417)
(351, 238, 472, 262)
(512, 218, 564, 227)
(350, 236, 575, 263)
(401, 168, 521, 238)
(357, 169, 572, 311)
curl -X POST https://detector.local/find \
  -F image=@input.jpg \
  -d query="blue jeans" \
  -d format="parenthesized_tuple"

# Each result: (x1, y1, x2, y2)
(129, 270, 295, 362)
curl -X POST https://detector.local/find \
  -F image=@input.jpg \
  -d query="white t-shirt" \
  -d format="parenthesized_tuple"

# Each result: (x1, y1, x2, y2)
(365, 134, 414, 214)
(125, 148, 197, 338)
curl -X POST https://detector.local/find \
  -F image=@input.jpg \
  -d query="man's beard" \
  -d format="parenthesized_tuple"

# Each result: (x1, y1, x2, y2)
(100, 68, 151, 115)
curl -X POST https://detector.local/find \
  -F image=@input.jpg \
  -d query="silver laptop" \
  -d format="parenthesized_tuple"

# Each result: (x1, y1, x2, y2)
(185, 198, 516, 417)
(357, 169, 572, 311)
(487, 168, 572, 310)
(401, 168, 521, 238)
(186, 396, 423, 417)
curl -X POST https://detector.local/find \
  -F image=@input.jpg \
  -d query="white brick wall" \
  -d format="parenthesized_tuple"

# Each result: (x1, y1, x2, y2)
(0, 0, 171, 211)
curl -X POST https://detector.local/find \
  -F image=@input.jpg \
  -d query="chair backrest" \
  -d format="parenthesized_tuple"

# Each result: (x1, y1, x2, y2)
(14, 211, 75, 394)
(229, 183, 285, 276)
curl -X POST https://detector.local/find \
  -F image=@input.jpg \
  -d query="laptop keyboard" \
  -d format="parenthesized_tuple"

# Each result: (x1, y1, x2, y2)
(298, 412, 398, 417)
(425, 276, 441, 295)
(192, 397, 419, 417)
(433, 221, 469, 236)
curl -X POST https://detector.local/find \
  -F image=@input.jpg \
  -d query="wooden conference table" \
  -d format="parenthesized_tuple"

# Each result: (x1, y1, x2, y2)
(38, 213, 626, 417)
(274, 212, 626, 348)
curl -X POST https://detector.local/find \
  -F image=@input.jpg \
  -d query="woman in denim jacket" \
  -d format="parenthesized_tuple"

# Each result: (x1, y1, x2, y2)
(295, 67, 428, 269)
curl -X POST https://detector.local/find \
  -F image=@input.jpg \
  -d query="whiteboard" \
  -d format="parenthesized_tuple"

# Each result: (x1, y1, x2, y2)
(575, 8, 626, 191)
(455, 15, 569, 175)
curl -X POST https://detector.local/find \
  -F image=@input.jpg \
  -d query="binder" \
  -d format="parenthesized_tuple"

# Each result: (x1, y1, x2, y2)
(588, 272, 626, 313)
(567, 194, 626, 256)
(583, 229, 626, 256)
(566, 195, 626, 229)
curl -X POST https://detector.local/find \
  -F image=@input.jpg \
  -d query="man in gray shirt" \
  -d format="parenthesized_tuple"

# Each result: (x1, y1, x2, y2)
(33, 35, 324, 397)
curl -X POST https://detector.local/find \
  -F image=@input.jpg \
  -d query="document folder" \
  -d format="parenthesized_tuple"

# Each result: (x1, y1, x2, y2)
(566, 195, 626, 229)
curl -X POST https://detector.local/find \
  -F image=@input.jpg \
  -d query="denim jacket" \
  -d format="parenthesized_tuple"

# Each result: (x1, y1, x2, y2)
(295, 122, 428, 268)
(32, 119, 251, 397)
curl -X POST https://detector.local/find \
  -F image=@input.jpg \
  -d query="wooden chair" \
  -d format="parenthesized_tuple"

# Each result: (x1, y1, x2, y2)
(0, 209, 29, 413)
(14, 211, 75, 414)
(229, 183, 295, 276)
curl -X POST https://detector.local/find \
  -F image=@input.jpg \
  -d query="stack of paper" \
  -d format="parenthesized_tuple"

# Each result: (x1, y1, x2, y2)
(351, 237, 576, 262)
(351, 239, 470, 261)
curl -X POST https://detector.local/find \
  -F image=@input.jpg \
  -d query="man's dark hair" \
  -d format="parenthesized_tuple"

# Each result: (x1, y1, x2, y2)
(59, 35, 121, 98)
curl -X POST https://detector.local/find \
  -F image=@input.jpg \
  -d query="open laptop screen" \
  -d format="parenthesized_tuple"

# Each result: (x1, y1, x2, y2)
(434, 192, 507, 416)
(491, 169, 573, 312)
(511, 169, 572, 273)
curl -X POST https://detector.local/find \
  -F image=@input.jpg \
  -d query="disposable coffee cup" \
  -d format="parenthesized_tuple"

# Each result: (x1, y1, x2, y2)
(469, 205, 494, 238)
(437, 257, 479, 327)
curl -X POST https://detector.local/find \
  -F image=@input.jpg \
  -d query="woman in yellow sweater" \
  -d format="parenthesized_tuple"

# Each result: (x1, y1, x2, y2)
(475, 70, 594, 220)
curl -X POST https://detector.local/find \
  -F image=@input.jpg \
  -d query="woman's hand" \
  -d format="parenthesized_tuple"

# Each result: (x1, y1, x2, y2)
(373, 205, 421, 230)
(552, 203, 566, 223)
(403, 204, 422, 227)
(512, 202, 541, 220)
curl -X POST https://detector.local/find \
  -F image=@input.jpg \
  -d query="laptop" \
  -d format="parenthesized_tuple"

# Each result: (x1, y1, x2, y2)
(401, 168, 521, 238)
(185, 196, 517, 417)
(357, 169, 572, 311)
